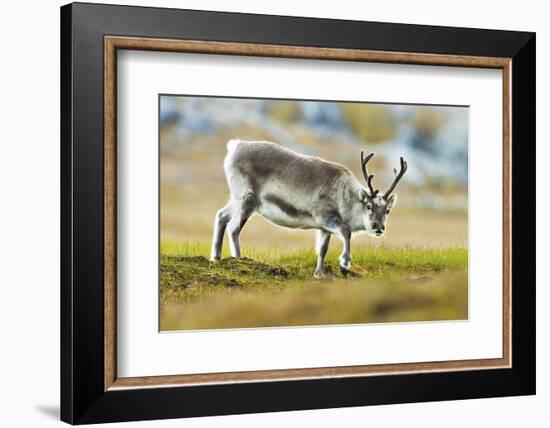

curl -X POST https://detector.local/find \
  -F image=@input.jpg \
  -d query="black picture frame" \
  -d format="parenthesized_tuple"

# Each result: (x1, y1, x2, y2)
(61, 2, 535, 424)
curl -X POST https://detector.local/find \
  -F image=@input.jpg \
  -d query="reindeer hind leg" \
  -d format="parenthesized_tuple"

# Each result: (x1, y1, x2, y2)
(227, 193, 256, 258)
(210, 204, 232, 261)
(314, 230, 331, 278)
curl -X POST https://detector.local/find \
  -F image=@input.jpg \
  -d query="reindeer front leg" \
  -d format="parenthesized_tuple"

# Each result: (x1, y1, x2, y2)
(337, 224, 352, 276)
(322, 215, 352, 277)
(314, 230, 331, 278)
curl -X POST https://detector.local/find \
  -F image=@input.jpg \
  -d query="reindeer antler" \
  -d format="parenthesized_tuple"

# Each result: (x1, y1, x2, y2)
(383, 157, 408, 198)
(360, 150, 378, 197)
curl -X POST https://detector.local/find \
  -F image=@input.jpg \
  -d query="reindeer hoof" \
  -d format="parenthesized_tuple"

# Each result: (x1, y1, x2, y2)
(339, 265, 351, 277)
(339, 258, 351, 277)
(313, 270, 326, 279)
(210, 255, 221, 262)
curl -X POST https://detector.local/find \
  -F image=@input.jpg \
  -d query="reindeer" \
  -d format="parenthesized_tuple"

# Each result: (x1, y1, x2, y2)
(210, 139, 407, 278)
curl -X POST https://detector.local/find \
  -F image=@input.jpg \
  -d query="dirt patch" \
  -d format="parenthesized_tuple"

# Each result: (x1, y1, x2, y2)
(201, 273, 242, 288)
(172, 255, 211, 266)
(218, 257, 289, 277)
(169, 256, 289, 277)
(161, 256, 291, 292)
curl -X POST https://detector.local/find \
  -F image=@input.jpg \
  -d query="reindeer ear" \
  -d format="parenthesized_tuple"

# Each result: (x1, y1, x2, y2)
(387, 194, 398, 209)
(358, 188, 369, 204)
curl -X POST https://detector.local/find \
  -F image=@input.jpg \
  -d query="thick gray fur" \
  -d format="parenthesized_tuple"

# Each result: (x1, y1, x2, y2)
(210, 139, 401, 278)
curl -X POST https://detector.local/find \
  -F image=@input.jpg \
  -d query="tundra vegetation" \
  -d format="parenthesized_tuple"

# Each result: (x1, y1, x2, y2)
(159, 97, 468, 330)
(160, 242, 467, 330)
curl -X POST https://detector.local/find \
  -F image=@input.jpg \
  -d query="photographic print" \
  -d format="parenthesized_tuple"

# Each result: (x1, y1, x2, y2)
(159, 95, 468, 331)
(62, 7, 534, 422)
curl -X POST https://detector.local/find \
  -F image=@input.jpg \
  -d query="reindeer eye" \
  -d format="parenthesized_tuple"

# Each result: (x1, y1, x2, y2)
(386, 209, 390, 214)
(366, 203, 372, 210)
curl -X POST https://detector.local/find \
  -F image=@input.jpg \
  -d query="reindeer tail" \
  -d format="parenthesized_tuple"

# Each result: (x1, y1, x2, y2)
(226, 138, 242, 153)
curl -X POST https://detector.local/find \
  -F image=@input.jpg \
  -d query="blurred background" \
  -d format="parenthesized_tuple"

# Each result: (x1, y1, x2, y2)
(160, 95, 468, 249)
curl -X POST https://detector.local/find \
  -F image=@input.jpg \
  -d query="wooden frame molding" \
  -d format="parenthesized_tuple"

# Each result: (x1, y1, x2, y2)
(104, 35, 512, 391)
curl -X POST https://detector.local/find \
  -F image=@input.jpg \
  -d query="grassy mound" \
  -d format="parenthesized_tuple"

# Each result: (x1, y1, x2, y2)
(160, 242, 468, 331)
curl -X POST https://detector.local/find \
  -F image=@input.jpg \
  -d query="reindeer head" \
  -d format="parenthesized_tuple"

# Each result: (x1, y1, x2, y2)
(358, 150, 407, 237)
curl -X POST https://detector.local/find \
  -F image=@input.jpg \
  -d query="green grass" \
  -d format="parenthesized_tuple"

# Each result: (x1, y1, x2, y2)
(160, 241, 468, 331)
(161, 241, 467, 278)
